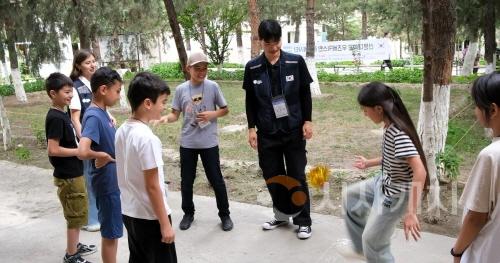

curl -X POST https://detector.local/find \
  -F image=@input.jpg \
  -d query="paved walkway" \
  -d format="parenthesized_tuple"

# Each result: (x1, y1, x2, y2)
(0, 161, 454, 262)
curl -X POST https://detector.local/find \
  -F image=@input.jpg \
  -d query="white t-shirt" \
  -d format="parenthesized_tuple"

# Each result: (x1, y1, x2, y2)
(69, 76, 91, 110)
(115, 120, 172, 220)
(459, 137, 500, 262)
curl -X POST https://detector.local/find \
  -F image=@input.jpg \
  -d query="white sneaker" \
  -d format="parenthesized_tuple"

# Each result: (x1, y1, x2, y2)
(297, 225, 312, 239)
(332, 239, 366, 261)
(81, 224, 100, 232)
(262, 219, 288, 230)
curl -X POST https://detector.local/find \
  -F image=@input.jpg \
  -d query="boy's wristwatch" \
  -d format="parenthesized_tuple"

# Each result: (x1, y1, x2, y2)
(450, 248, 463, 257)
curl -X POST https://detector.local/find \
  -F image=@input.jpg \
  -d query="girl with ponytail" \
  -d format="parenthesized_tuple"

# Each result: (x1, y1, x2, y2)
(339, 82, 428, 262)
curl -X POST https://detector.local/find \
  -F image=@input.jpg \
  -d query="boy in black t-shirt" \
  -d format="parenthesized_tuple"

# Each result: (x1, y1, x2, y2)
(45, 73, 97, 263)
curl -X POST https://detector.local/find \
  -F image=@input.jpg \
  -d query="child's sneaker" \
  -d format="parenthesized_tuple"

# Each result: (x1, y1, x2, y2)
(63, 253, 92, 263)
(77, 243, 97, 256)
(297, 225, 312, 239)
(81, 224, 100, 232)
(332, 239, 367, 261)
(262, 219, 288, 230)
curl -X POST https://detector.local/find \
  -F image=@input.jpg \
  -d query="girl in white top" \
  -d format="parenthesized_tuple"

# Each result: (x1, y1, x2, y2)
(452, 72, 500, 262)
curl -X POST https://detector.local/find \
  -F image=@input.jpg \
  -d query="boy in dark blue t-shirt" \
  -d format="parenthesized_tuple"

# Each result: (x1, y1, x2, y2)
(78, 67, 122, 263)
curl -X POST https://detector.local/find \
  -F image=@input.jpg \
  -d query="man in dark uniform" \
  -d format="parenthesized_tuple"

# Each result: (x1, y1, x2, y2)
(242, 19, 314, 240)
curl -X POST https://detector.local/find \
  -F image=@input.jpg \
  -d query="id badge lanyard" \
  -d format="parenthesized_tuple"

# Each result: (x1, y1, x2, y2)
(266, 62, 289, 119)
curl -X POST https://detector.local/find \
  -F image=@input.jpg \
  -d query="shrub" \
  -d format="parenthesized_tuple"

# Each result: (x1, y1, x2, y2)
(149, 62, 184, 80)
(24, 79, 44, 93)
(208, 70, 244, 81)
(436, 145, 461, 181)
(15, 146, 31, 161)
(0, 84, 14, 96)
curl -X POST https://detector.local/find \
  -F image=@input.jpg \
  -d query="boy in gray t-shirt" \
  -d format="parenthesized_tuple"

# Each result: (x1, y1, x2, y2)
(158, 51, 233, 231)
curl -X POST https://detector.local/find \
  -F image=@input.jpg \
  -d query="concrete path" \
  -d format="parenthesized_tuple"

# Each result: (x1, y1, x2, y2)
(0, 161, 454, 262)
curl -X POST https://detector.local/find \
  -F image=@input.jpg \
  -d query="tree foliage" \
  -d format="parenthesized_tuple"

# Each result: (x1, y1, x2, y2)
(178, 0, 246, 66)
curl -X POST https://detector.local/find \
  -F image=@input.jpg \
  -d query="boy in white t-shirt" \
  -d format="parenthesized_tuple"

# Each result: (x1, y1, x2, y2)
(452, 72, 500, 263)
(115, 72, 177, 262)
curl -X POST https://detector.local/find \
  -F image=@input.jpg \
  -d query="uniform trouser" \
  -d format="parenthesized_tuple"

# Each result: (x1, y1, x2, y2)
(180, 146, 230, 218)
(342, 175, 409, 263)
(257, 130, 312, 226)
(381, 60, 393, 70)
(123, 214, 177, 263)
(83, 159, 99, 226)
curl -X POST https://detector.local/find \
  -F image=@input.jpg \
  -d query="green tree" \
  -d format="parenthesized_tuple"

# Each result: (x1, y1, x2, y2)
(178, 0, 246, 69)
(0, 0, 67, 102)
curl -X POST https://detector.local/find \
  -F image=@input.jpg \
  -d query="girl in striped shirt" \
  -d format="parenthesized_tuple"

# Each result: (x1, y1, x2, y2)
(340, 82, 428, 262)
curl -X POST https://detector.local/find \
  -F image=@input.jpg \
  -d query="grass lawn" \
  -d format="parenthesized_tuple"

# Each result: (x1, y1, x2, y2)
(1, 81, 488, 179)
(0, 81, 489, 237)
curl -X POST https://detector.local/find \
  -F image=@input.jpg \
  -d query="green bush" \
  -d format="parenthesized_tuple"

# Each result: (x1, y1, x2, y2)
(15, 146, 31, 161)
(208, 70, 244, 81)
(318, 68, 423, 83)
(436, 145, 461, 181)
(149, 62, 184, 80)
(317, 61, 356, 68)
(209, 63, 243, 68)
(24, 79, 45, 93)
(0, 79, 44, 96)
(453, 74, 480, 84)
(123, 71, 136, 80)
(0, 84, 14, 96)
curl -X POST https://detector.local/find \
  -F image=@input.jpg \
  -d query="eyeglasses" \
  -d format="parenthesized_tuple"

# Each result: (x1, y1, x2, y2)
(192, 96, 202, 102)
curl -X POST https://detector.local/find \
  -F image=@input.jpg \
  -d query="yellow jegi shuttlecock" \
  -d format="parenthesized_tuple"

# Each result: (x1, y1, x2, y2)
(307, 165, 331, 189)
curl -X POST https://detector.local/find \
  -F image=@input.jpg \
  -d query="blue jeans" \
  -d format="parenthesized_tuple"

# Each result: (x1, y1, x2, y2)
(83, 159, 99, 226)
(343, 175, 409, 263)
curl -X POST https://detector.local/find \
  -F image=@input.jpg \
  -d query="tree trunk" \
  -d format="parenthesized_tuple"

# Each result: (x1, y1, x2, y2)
(361, 10, 368, 39)
(406, 26, 412, 54)
(197, 20, 208, 54)
(248, 0, 261, 59)
(294, 20, 300, 43)
(341, 15, 345, 40)
(116, 69, 129, 110)
(163, 0, 189, 80)
(461, 41, 478, 75)
(0, 96, 12, 151)
(483, 0, 496, 73)
(184, 31, 191, 51)
(5, 21, 27, 103)
(0, 47, 9, 84)
(72, 0, 90, 49)
(236, 23, 245, 64)
(90, 26, 101, 62)
(418, 0, 456, 222)
(306, 0, 321, 96)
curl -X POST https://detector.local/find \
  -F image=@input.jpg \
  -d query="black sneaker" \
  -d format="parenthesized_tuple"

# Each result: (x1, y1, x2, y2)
(63, 253, 92, 263)
(179, 214, 194, 230)
(221, 216, 233, 231)
(262, 219, 288, 230)
(297, 225, 312, 239)
(76, 243, 97, 256)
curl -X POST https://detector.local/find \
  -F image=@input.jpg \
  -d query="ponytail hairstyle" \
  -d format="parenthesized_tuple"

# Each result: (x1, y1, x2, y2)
(358, 81, 429, 190)
(471, 71, 500, 123)
(70, 49, 95, 81)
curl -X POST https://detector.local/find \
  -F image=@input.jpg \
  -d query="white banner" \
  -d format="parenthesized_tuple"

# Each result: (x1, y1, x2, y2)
(282, 39, 389, 62)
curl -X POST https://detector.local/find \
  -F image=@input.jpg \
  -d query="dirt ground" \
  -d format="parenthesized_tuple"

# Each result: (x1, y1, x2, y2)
(0, 84, 472, 238)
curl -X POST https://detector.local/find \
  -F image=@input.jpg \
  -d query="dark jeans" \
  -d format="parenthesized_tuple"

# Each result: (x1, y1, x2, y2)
(381, 59, 393, 70)
(257, 130, 312, 226)
(180, 146, 230, 218)
(123, 214, 177, 263)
